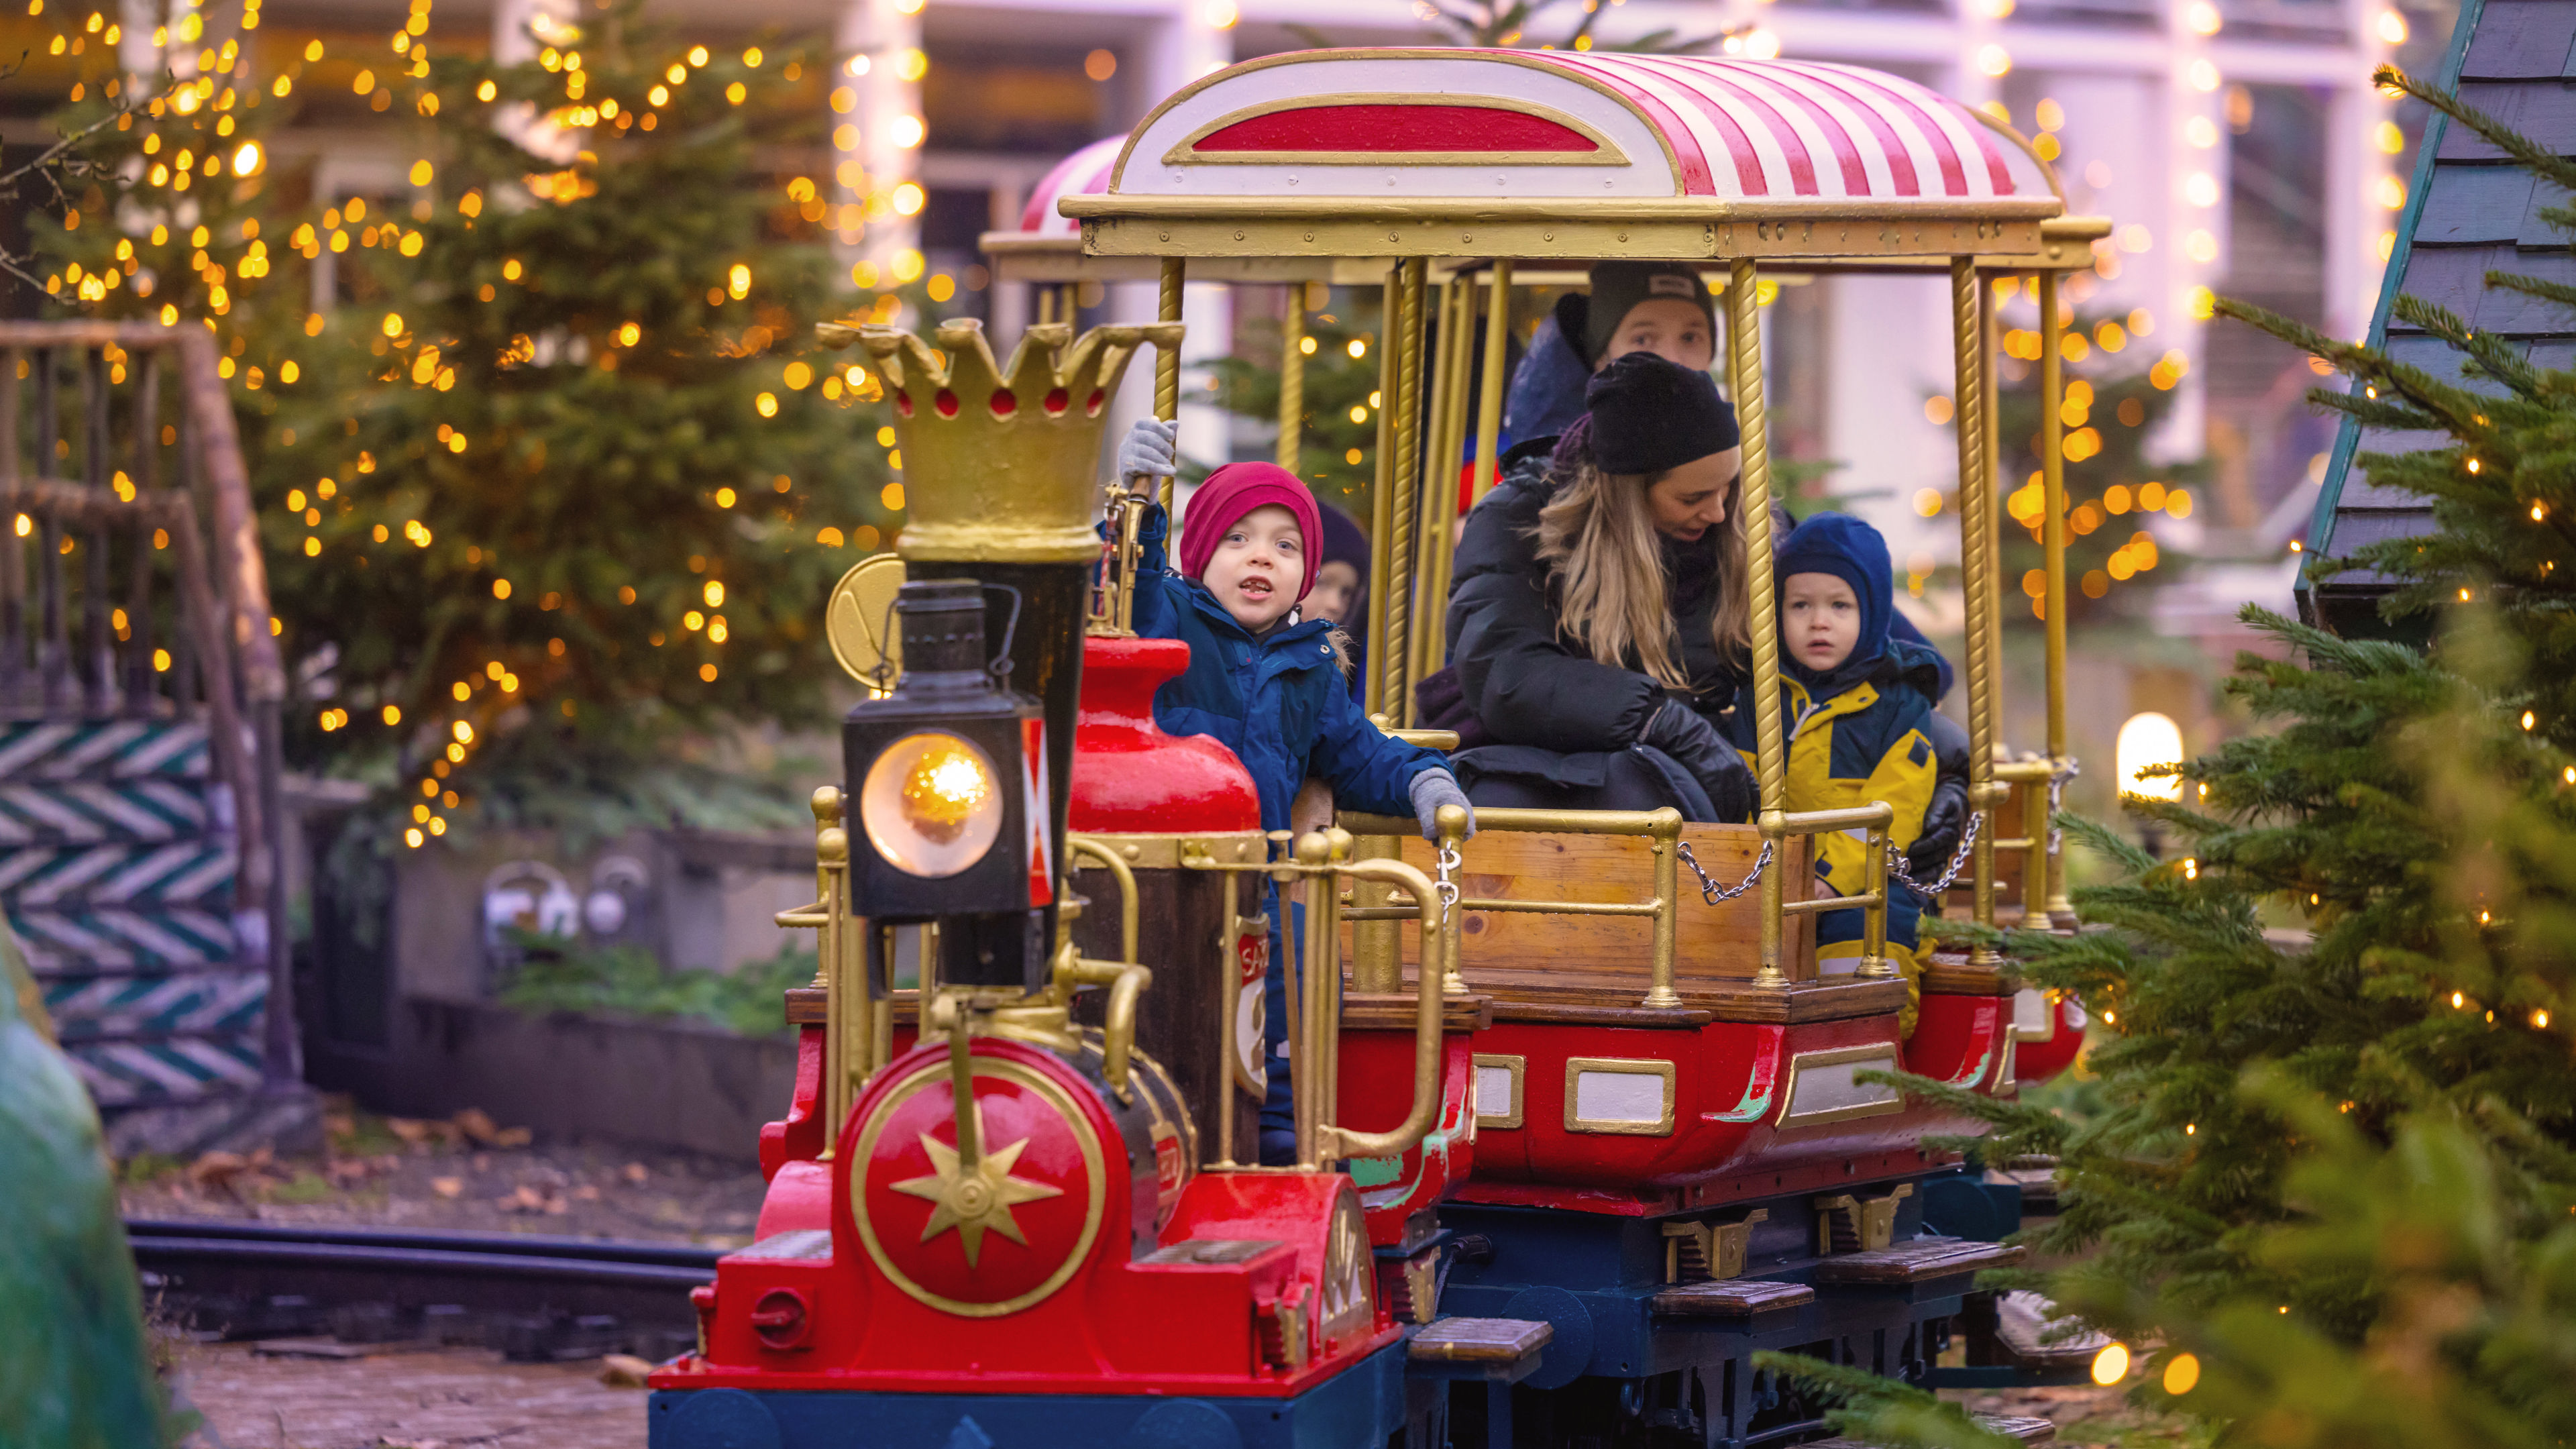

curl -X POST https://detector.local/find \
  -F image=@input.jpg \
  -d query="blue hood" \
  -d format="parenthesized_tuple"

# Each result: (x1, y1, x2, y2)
(1500, 294, 1592, 449)
(1774, 511, 1894, 690)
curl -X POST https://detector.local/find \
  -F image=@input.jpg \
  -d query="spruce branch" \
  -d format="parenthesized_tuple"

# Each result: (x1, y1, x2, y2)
(2375, 64, 2576, 195)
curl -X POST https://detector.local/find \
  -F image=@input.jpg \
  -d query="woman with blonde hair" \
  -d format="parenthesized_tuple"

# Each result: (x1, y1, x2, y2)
(1439, 353, 1759, 820)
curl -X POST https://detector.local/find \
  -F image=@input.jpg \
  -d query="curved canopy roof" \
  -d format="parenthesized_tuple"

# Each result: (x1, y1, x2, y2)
(1064, 49, 2092, 264)
(1017, 133, 1126, 241)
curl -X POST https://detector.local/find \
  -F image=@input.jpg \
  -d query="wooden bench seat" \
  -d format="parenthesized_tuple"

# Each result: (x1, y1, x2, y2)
(1407, 1316, 1554, 1364)
(1810, 1236, 2025, 1286)
(1650, 1279, 1816, 1317)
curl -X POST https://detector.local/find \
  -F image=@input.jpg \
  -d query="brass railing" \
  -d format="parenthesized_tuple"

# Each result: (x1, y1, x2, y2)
(1182, 828, 1449, 1170)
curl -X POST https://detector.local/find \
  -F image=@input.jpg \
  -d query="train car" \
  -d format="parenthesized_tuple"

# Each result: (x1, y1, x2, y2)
(650, 48, 2106, 1449)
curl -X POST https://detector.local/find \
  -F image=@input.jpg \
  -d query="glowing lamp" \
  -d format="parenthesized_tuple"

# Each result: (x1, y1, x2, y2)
(844, 580, 1052, 990)
(2116, 711, 2185, 801)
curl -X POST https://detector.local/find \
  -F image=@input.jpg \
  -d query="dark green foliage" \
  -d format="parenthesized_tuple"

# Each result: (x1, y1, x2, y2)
(1750, 1352, 2019, 1449)
(1780, 66, 2576, 1448)
(1205, 298, 1389, 520)
(34, 1, 898, 841)
(498, 932, 820, 1037)
(260, 3, 886, 777)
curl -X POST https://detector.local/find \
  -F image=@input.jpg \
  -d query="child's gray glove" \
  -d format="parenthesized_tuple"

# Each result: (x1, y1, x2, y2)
(1408, 768, 1477, 842)
(1116, 418, 1179, 491)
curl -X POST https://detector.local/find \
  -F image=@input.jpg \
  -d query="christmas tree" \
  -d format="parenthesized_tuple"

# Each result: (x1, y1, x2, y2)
(1770, 66, 2576, 1448)
(1206, 296, 1387, 513)
(33, 0, 906, 849)
(1985, 306, 2205, 624)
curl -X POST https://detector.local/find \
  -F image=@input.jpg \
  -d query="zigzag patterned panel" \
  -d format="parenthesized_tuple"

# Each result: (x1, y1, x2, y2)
(42, 970, 268, 1042)
(0, 720, 213, 781)
(13, 908, 239, 973)
(0, 841, 238, 910)
(0, 780, 211, 846)
(2, 719, 268, 1112)
(64, 1031, 266, 1107)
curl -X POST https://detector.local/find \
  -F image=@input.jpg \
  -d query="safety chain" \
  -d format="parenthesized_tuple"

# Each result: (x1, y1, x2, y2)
(1433, 841, 1462, 927)
(2046, 757, 2081, 859)
(1678, 838, 1774, 906)
(1888, 810, 1982, 900)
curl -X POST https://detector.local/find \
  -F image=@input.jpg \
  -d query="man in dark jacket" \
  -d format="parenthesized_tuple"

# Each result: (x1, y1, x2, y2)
(1501, 262, 1720, 447)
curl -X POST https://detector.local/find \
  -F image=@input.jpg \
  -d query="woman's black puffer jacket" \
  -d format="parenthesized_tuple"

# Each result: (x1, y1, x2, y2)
(1445, 440, 1743, 753)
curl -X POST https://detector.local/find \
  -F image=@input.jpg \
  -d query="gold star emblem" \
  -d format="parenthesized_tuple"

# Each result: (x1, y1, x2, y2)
(889, 1102, 1063, 1269)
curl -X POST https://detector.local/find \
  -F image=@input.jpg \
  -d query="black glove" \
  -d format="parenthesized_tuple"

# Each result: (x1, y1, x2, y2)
(1639, 699, 1756, 824)
(1907, 711, 1972, 879)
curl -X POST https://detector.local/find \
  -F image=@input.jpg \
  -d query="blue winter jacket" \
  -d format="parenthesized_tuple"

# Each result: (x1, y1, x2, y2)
(1125, 504, 1446, 833)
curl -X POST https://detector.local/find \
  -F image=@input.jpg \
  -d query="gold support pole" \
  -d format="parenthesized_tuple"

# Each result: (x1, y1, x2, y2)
(1036, 286, 1055, 327)
(1425, 274, 1479, 672)
(1730, 258, 1788, 990)
(1470, 261, 1513, 508)
(1986, 278, 2046, 932)
(1277, 283, 1305, 474)
(1157, 257, 1185, 511)
(1411, 276, 1467, 691)
(1381, 258, 1428, 726)
(2037, 270, 2076, 928)
(1363, 266, 1403, 718)
(1951, 258, 2001, 963)
(1293, 835, 1334, 1169)
(1645, 825, 1680, 1008)
(1215, 873, 1239, 1168)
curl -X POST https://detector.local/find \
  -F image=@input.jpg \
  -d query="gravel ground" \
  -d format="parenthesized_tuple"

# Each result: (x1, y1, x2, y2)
(171, 1339, 648, 1449)
(119, 1099, 771, 1246)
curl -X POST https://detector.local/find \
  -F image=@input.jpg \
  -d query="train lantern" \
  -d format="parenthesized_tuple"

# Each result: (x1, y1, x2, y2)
(844, 578, 1051, 991)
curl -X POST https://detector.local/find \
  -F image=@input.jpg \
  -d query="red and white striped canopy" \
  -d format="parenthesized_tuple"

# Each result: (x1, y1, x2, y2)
(1018, 133, 1126, 240)
(1096, 50, 2057, 207)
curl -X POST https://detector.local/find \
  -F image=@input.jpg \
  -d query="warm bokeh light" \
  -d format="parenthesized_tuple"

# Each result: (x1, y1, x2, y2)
(2117, 713, 2185, 800)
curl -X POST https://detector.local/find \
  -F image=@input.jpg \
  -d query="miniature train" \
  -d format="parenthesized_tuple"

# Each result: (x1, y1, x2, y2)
(647, 46, 2100, 1449)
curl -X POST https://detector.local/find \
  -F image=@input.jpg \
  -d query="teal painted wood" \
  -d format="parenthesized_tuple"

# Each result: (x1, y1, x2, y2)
(2302, 0, 2488, 592)
(0, 719, 266, 1109)
(2415, 166, 2537, 243)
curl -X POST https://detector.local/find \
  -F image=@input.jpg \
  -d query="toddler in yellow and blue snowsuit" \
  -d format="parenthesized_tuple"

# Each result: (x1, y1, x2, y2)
(1729, 512, 1940, 1029)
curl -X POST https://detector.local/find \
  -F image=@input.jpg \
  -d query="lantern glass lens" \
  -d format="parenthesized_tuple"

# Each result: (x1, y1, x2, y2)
(861, 731, 1003, 877)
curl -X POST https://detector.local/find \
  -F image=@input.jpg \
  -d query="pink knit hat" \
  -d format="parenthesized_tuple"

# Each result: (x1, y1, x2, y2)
(1177, 463, 1324, 603)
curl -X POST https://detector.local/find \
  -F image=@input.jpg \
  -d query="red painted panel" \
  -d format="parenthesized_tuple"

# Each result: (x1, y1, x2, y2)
(2015, 996, 2086, 1084)
(1194, 105, 1599, 156)
(1067, 636, 1260, 835)
(759, 1024, 829, 1181)
(1335, 1028, 1478, 1244)
(1454, 1012, 1996, 1210)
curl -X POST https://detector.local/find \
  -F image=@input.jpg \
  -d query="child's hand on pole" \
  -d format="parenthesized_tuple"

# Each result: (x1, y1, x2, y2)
(1117, 419, 1179, 494)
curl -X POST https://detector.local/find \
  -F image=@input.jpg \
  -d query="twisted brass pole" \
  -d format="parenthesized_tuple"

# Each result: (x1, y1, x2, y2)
(1382, 258, 1427, 725)
(1277, 283, 1305, 474)
(1157, 258, 1184, 511)
(1363, 265, 1401, 718)
(2038, 268, 2076, 927)
(1412, 276, 1468, 690)
(1951, 257, 2000, 963)
(1731, 260, 1788, 989)
(1470, 261, 1513, 508)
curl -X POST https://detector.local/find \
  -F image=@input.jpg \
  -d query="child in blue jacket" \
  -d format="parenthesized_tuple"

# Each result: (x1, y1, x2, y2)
(1729, 512, 1941, 1030)
(1116, 421, 1472, 1163)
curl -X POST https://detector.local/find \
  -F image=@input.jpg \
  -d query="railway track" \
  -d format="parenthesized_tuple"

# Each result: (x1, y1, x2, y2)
(128, 1218, 717, 1359)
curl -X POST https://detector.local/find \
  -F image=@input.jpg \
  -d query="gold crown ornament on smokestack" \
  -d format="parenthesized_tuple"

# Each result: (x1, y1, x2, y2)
(816, 317, 1185, 566)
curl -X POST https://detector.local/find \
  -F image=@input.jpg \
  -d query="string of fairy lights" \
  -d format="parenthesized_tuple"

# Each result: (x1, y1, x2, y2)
(28, 0, 944, 847)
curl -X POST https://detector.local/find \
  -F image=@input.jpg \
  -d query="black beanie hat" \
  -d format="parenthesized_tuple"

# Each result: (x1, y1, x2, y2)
(1582, 352, 1740, 476)
(1584, 261, 1718, 366)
